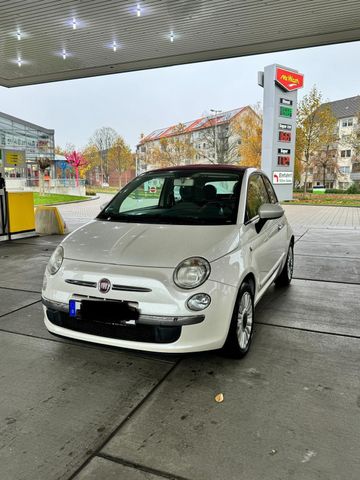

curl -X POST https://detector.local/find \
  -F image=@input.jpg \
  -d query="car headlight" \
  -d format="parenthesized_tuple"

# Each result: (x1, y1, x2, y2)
(47, 245, 64, 275)
(174, 257, 211, 289)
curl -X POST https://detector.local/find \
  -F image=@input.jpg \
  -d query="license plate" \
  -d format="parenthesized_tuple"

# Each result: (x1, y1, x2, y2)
(80, 300, 139, 323)
(69, 299, 81, 317)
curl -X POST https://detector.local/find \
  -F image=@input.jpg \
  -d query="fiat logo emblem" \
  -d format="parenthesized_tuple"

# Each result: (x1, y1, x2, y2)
(98, 278, 111, 294)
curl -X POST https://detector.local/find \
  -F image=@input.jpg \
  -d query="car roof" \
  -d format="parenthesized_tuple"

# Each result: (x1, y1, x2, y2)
(147, 164, 251, 174)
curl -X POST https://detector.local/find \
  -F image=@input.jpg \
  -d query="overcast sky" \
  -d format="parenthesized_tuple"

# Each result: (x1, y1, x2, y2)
(0, 41, 359, 151)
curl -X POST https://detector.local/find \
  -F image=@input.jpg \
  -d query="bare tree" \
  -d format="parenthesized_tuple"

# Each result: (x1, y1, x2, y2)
(88, 127, 118, 183)
(198, 115, 240, 164)
(36, 157, 51, 195)
(312, 144, 338, 188)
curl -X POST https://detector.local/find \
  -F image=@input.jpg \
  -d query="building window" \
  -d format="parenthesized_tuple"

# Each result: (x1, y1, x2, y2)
(340, 149, 352, 158)
(342, 118, 353, 127)
(339, 166, 350, 174)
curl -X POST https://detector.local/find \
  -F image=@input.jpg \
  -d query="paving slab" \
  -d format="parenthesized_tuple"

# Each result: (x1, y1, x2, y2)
(0, 242, 53, 257)
(0, 288, 40, 317)
(0, 331, 175, 480)
(293, 255, 360, 284)
(294, 241, 360, 259)
(0, 246, 48, 291)
(73, 456, 166, 480)
(12, 235, 65, 246)
(297, 229, 360, 244)
(0, 301, 73, 345)
(257, 279, 360, 336)
(102, 325, 360, 480)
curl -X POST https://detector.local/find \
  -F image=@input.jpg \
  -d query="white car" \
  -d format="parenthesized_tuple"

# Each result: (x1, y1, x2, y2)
(42, 165, 294, 358)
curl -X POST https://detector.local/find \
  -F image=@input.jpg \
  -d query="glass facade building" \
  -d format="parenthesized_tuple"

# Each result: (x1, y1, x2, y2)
(0, 111, 55, 186)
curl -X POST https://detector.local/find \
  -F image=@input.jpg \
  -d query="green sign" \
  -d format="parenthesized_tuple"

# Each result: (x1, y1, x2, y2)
(280, 106, 292, 118)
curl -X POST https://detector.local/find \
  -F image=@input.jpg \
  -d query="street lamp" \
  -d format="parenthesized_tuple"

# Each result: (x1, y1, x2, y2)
(210, 109, 222, 163)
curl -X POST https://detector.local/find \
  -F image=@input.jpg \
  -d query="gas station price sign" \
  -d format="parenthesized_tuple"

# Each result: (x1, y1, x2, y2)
(278, 156, 290, 166)
(280, 106, 292, 118)
(279, 131, 291, 142)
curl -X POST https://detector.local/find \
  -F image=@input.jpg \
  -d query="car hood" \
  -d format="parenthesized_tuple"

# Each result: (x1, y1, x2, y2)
(62, 220, 240, 268)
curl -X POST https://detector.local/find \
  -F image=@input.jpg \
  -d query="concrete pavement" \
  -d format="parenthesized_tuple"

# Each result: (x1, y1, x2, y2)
(0, 203, 360, 479)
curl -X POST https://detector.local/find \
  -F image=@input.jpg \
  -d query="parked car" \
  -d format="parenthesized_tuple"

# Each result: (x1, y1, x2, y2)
(42, 165, 294, 358)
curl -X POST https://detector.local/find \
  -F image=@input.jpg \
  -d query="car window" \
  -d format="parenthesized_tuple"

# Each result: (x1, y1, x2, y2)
(120, 179, 165, 213)
(262, 175, 278, 204)
(246, 174, 270, 221)
(100, 170, 244, 225)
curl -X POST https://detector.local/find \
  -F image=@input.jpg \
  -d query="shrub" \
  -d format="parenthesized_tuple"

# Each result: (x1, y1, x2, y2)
(346, 184, 360, 194)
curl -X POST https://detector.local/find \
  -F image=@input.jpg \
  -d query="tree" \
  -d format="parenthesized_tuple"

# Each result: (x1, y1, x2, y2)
(297, 86, 337, 193)
(65, 151, 87, 187)
(108, 136, 133, 187)
(312, 143, 338, 188)
(36, 157, 51, 195)
(55, 143, 76, 156)
(198, 115, 240, 164)
(88, 127, 118, 183)
(234, 105, 262, 168)
(149, 124, 196, 167)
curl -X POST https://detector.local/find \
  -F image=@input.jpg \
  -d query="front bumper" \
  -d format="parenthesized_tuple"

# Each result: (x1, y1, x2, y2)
(42, 259, 237, 353)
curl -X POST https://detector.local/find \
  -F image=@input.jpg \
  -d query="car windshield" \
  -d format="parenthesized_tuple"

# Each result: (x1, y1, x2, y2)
(97, 170, 244, 225)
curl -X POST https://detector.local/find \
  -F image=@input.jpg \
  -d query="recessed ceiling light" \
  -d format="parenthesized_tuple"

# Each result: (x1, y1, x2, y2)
(17, 57, 22, 67)
(137, 4, 141, 17)
(72, 18, 77, 30)
(112, 41, 117, 52)
(62, 49, 67, 60)
(170, 31, 174, 43)
(17, 30, 21, 41)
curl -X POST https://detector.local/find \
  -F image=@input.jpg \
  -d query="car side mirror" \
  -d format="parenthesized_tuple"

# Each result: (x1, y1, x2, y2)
(258, 203, 284, 220)
(256, 203, 284, 233)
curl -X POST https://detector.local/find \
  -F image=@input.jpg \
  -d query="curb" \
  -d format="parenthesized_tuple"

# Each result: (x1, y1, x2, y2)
(283, 202, 360, 208)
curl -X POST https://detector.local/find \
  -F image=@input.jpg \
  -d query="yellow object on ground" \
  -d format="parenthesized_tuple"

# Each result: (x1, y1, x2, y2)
(35, 205, 68, 235)
(8, 192, 35, 234)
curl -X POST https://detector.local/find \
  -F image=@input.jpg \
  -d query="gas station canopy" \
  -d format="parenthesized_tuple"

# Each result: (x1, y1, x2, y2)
(1, 0, 360, 87)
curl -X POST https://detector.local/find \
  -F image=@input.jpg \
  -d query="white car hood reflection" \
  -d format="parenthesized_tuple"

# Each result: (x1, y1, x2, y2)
(63, 220, 240, 267)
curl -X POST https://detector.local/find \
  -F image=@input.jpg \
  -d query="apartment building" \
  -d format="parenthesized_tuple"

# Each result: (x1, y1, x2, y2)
(136, 106, 256, 172)
(304, 96, 360, 189)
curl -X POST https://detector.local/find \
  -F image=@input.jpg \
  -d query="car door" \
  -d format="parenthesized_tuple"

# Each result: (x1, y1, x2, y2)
(261, 174, 288, 269)
(242, 173, 277, 289)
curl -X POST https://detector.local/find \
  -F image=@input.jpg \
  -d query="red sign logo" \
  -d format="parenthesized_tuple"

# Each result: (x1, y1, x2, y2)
(276, 68, 304, 91)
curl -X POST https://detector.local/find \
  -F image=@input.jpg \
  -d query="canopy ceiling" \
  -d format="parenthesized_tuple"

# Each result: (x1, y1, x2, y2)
(1, 0, 360, 87)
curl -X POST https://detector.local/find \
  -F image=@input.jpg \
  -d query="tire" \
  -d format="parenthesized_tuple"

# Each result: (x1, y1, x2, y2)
(275, 243, 294, 287)
(221, 282, 255, 358)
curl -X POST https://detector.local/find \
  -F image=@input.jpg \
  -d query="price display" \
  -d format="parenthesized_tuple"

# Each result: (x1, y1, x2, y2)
(280, 106, 292, 118)
(279, 131, 291, 142)
(278, 156, 290, 166)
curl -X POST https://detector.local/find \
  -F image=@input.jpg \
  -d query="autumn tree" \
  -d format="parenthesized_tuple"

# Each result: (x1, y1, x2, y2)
(108, 137, 133, 187)
(150, 124, 196, 167)
(65, 151, 88, 187)
(88, 127, 118, 183)
(234, 105, 262, 168)
(297, 86, 337, 193)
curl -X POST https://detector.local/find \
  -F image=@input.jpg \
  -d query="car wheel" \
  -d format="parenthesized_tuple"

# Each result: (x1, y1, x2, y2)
(275, 243, 294, 287)
(221, 282, 254, 358)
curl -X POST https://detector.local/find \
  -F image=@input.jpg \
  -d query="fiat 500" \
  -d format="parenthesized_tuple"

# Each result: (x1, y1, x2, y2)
(42, 165, 294, 358)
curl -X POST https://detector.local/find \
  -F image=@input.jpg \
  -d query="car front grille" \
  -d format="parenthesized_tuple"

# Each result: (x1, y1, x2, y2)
(46, 309, 181, 344)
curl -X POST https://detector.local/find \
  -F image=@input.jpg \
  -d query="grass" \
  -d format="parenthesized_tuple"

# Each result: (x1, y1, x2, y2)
(284, 193, 360, 207)
(33, 192, 89, 205)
